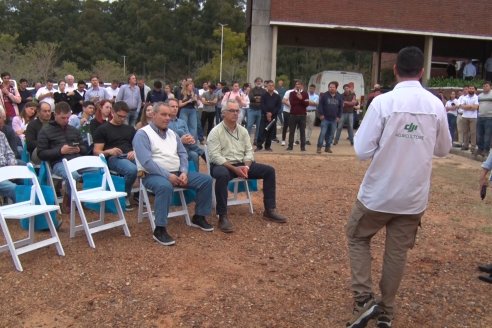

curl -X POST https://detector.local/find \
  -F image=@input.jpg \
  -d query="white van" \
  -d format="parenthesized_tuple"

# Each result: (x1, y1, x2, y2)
(308, 71, 365, 100)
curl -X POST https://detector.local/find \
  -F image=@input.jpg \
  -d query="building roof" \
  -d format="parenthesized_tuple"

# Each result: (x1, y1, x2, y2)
(270, 0, 492, 40)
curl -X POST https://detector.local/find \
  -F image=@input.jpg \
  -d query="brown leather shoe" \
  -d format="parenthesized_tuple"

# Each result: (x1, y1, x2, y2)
(218, 215, 234, 233)
(263, 209, 287, 223)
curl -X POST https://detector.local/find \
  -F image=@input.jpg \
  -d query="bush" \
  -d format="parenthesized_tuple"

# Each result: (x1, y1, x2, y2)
(428, 77, 485, 88)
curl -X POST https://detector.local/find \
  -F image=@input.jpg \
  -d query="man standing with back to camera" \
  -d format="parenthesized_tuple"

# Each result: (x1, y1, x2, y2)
(345, 47, 452, 328)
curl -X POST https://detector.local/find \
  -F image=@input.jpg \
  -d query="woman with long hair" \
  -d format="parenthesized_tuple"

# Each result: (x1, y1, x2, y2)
(12, 101, 37, 141)
(178, 81, 198, 139)
(54, 80, 71, 104)
(164, 84, 175, 99)
(135, 104, 153, 130)
(90, 99, 113, 135)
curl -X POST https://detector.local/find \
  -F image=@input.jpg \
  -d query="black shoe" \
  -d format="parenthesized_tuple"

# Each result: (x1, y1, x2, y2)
(265, 148, 273, 152)
(346, 296, 380, 328)
(479, 274, 492, 283)
(191, 215, 214, 232)
(295, 141, 300, 145)
(305, 141, 311, 145)
(153, 226, 176, 246)
(263, 209, 287, 223)
(376, 312, 392, 328)
(125, 198, 135, 211)
(300, 148, 306, 151)
(285, 147, 293, 151)
(255, 146, 263, 152)
(325, 147, 332, 153)
(478, 263, 492, 274)
(218, 215, 234, 233)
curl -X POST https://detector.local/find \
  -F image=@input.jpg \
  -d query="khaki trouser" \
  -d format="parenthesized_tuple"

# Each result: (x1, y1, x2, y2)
(346, 199, 423, 316)
(306, 111, 316, 142)
(460, 117, 477, 149)
(457, 114, 463, 144)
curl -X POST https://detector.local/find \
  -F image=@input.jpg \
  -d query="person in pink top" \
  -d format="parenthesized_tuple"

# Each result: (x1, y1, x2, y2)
(0, 72, 21, 124)
(12, 101, 37, 142)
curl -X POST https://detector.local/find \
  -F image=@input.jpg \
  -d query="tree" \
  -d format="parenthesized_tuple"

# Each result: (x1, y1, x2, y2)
(195, 27, 247, 83)
(54, 61, 90, 82)
(92, 59, 125, 83)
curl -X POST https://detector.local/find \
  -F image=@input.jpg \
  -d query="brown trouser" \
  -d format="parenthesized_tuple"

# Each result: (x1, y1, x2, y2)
(346, 199, 423, 316)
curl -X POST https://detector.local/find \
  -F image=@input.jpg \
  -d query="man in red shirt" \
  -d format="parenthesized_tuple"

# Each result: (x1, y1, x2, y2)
(286, 80, 308, 151)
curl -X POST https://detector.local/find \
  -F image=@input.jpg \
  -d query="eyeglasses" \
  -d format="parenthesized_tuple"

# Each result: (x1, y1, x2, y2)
(226, 109, 240, 113)
(115, 112, 127, 120)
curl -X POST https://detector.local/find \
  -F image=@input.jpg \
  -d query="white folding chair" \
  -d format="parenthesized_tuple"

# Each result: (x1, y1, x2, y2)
(137, 178, 191, 231)
(204, 145, 254, 214)
(43, 161, 63, 214)
(0, 164, 64, 272)
(62, 154, 131, 248)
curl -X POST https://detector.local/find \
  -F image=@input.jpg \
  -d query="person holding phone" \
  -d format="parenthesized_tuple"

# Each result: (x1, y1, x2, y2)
(0, 72, 21, 123)
(37, 101, 87, 213)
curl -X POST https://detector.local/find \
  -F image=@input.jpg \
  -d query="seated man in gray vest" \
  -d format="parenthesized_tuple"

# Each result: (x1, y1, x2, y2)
(133, 101, 213, 246)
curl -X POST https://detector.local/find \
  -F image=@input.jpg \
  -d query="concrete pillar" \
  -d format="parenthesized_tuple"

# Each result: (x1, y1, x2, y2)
(271, 25, 278, 81)
(371, 34, 382, 88)
(247, 0, 273, 83)
(423, 36, 433, 86)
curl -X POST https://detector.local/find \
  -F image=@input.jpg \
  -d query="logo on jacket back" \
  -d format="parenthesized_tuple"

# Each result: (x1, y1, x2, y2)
(404, 123, 418, 133)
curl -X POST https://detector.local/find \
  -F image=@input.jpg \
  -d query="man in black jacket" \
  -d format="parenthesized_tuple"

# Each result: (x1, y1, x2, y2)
(25, 101, 53, 163)
(38, 101, 87, 212)
(256, 80, 281, 151)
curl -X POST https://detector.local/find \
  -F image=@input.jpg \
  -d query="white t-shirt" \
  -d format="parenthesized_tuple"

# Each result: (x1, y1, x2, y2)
(445, 99, 458, 116)
(35, 86, 55, 110)
(282, 89, 293, 113)
(106, 86, 120, 99)
(354, 80, 451, 214)
(460, 94, 479, 119)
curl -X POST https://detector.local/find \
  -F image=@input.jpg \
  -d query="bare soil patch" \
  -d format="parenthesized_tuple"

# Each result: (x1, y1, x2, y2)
(0, 144, 491, 327)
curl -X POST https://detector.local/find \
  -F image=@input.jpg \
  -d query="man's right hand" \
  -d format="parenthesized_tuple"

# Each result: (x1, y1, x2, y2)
(168, 174, 181, 187)
(234, 166, 248, 179)
(319, 115, 324, 120)
(61, 145, 80, 155)
(181, 134, 195, 145)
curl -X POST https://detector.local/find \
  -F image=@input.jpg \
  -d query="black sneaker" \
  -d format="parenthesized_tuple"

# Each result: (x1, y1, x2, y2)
(305, 141, 311, 145)
(285, 147, 293, 151)
(153, 226, 176, 246)
(255, 146, 263, 152)
(191, 215, 214, 232)
(125, 198, 135, 211)
(346, 295, 380, 328)
(295, 140, 300, 145)
(376, 312, 393, 328)
(265, 148, 273, 152)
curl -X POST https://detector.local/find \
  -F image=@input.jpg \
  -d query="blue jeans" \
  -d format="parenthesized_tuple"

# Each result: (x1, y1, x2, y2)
(196, 109, 204, 142)
(185, 143, 204, 171)
(447, 114, 457, 142)
(52, 161, 82, 197)
(318, 120, 337, 147)
(107, 156, 137, 197)
(179, 107, 198, 140)
(143, 171, 213, 227)
(335, 112, 354, 143)
(247, 109, 262, 142)
(0, 180, 17, 202)
(215, 106, 222, 124)
(477, 117, 492, 152)
(127, 109, 139, 127)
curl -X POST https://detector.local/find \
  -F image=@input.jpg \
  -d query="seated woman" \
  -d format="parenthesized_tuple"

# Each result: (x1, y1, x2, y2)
(89, 99, 113, 135)
(135, 104, 153, 130)
(12, 101, 36, 143)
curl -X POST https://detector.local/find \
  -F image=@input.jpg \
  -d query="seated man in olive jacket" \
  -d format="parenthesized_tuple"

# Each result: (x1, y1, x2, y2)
(37, 101, 87, 213)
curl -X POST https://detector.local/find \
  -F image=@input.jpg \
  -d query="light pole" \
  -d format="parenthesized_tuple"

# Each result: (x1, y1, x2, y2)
(218, 23, 227, 82)
(122, 55, 126, 77)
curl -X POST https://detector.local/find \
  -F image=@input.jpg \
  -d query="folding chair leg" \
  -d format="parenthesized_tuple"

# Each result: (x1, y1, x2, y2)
(178, 190, 191, 226)
(0, 218, 23, 271)
(75, 201, 96, 249)
(244, 181, 254, 214)
(44, 212, 65, 256)
(70, 200, 76, 238)
(137, 185, 145, 224)
(114, 198, 131, 237)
